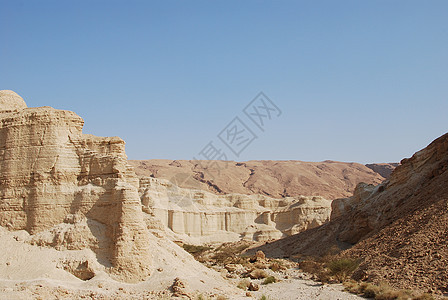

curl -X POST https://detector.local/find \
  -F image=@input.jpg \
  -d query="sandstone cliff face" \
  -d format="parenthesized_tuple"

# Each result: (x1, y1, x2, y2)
(138, 177, 332, 243)
(0, 91, 150, 282)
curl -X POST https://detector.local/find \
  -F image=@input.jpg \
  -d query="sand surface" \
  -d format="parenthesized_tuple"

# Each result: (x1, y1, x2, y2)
(0, 226, 363, 299)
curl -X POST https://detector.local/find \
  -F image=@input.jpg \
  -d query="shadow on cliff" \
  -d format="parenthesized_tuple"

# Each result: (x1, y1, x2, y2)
(70, 189, 114, 269)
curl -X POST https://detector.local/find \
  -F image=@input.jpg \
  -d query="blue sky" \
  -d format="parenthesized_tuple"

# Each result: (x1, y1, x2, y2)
(1, 1, 447, 163)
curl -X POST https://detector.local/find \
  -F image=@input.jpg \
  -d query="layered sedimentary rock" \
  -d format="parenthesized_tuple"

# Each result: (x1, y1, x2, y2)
(0, 91, 150, 282)
(139, 177, 332, 242)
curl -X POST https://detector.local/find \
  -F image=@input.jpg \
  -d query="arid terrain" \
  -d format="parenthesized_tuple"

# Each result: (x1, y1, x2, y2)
(130, 159, 388, 199)
(0, 90, 446, 300)
(250, 133, 448, 297)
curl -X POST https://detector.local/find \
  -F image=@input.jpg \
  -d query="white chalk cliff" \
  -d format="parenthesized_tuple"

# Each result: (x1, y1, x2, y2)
(139, 176, 333, 243)
(0, 90, 150, 282)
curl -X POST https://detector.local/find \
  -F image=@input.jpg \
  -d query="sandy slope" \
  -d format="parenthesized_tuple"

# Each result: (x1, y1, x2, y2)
(0, 226, 365, 299)
(0, 226, 247, 299)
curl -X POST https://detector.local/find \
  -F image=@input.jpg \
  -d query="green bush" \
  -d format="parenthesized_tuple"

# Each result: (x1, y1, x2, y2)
(326, 258, 359, 282)
(262, 276, 277, 285)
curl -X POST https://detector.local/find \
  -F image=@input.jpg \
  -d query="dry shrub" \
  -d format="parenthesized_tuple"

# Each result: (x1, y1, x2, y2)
(269, 261, 286, 272)
(343, 280, 362, 294)
(298, 259, 331, 282)
(211, 243, 250, 265)
(299, 260, 322, 274)
(363, 283, 381, 298)
(249, 269, 268, 279)
(212, 247, 237, 265)
(343, 281, 434, 300)
(237, 279, 250, 290)
(183, 244, 211, 256)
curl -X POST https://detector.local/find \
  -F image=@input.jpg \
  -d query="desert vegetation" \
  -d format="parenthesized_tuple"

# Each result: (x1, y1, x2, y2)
(296, 255, 437, 300)
(343, 281, 435, 300)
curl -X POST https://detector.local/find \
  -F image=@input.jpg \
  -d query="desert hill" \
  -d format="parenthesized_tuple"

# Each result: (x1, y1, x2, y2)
(251, 132, 448, 294)
(130, 159, 387, 200)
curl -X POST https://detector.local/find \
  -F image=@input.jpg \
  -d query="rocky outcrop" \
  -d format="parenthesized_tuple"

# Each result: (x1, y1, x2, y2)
(0, 90, 27, 112)
(130, 159, 385, 200)
(138, 177, 332, 242)
(0, 91, 150, 282)
(365, 163, 399, 179)
(251, 132, 448, 294)
(330, 182, 377, 221)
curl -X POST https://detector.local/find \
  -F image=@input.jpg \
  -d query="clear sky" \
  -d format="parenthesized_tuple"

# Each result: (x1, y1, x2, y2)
(1, 1, 447, 164)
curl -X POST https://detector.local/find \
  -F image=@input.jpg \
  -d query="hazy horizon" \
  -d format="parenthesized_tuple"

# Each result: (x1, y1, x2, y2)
(1, 1, 447, 164)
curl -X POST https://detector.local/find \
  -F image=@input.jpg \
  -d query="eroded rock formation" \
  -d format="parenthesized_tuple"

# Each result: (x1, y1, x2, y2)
(138, 177, 332, 242)
(0, 91, 150, 282)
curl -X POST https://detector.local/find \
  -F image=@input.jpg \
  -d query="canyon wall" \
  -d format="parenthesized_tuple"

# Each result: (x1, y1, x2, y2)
(250, 132, 448, 293)
(0, 91, 150, 282)
(139, 176, 332, 243)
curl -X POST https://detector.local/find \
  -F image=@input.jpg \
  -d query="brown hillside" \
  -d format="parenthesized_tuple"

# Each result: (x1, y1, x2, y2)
(129, 159, 385, 200)
(251, 132, 448, 294)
